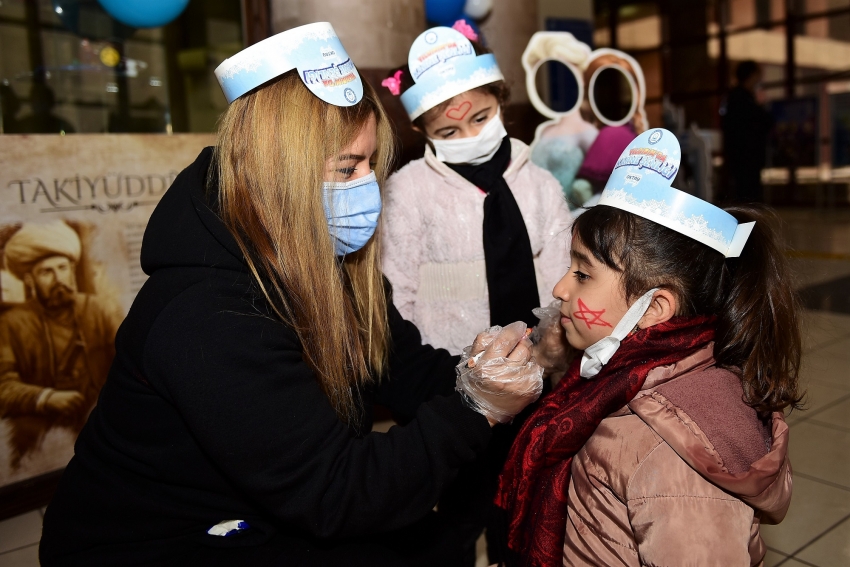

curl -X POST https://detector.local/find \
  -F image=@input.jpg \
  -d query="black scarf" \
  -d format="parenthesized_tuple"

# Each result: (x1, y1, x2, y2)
(446, 137, 540, 327)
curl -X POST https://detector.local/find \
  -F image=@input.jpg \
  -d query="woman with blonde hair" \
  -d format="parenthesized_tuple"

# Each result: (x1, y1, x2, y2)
(40, 23, 542, 566)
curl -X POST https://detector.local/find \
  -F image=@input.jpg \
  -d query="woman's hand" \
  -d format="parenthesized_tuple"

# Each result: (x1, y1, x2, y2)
(456, 322, 544, 426)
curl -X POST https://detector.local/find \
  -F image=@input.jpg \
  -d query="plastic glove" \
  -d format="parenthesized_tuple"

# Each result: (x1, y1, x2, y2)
(530, 300, 573, 381)
(456, 321, 544, 425)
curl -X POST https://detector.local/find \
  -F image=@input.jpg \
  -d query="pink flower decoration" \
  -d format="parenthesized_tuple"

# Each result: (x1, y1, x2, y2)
(381, 70, 403, 96)
(452, 19, 478, 42)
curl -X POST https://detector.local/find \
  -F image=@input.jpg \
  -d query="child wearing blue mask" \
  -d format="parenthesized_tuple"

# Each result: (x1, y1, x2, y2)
(381, 21, 573, 357)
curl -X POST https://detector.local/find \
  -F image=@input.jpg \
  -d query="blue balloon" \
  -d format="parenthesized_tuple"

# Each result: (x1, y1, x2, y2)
(97, 0, 189, 29)
(425, 0, 467, 27)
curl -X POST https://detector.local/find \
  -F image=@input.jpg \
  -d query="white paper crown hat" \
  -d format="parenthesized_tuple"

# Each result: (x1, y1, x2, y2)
(400, 26, 504, 121)
(215, 22, 363, 107)
(597, 128, 755, 258)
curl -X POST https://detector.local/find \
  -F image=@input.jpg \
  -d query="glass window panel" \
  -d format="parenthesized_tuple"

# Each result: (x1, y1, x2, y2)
(644, 100, 662, 129)
(0, 0, 242, 135)
(593, 26, 611, 48)
(593, 2, 661, 49)
(794, 17, 850, 75)
(727, 0, 758, 32)
(803, 12, 831, 36)
(634, 51, 663, 100)
(801, 0, 850, 13)
(757, 0, 773, 25)
(832, 90, 850, 167)
(615, 13, 662, 50)
(0, 0, 26, 20)
(721, 23, 787, 85)
(761, 63, 788, 95)
(827, 10, 850, 41)
(771, 0, 787, 21)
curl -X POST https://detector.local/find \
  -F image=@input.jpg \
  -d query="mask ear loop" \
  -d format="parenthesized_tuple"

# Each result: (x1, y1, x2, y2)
(579, 287, 658, 378)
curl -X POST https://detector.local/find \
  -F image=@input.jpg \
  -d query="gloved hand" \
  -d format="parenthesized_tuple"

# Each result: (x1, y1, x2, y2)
(456, 321, 544, 425)
(530, 300, 573, 382)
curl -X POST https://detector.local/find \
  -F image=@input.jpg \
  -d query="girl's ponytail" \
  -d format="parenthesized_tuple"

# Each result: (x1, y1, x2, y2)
(714, 205, 803, 417)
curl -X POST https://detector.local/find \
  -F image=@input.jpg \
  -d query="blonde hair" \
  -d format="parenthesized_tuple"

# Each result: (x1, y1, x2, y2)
(214, 71, 393, 425)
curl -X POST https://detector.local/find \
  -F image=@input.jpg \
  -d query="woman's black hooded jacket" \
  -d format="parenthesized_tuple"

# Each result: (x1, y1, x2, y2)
(39, 147, 492, 566)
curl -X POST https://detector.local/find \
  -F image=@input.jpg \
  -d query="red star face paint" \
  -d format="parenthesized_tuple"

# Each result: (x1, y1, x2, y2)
(553, 237, 633, 351)
(573, 298, 612, 330)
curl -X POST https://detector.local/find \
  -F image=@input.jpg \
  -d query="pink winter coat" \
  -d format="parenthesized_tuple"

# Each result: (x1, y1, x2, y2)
(382, 139, 572, 355)
(564, 344, 792, 566)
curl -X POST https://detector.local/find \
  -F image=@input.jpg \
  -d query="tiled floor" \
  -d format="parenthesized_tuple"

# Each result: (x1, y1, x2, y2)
(759, 310, 850, 566)
(750, 208, 850, 567)
(1, 208, 848, 566)
(0, 508, 43, 566)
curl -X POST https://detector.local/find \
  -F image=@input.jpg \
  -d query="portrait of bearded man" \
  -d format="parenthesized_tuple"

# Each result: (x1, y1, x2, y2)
(0, 221, 121, 469)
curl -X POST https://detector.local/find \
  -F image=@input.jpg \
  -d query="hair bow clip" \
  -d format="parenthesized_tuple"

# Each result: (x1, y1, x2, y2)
(452, 19, 478, 42)
(381, 70, 403, 96)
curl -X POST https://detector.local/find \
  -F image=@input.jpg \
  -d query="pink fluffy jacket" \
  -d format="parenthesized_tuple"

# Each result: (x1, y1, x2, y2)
(381, 139, 572, 355)
(564, 344, 792, 566)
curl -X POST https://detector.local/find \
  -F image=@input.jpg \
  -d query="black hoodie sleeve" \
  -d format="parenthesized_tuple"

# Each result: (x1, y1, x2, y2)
(143, 282, 491, 540)
(374, 300, 463, 422)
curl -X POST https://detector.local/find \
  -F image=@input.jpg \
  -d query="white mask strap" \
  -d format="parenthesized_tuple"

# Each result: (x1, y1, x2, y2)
(579, 287, 659, 379)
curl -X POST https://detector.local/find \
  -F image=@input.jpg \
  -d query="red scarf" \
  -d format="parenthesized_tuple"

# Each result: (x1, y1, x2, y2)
(494, 316, 716, 567)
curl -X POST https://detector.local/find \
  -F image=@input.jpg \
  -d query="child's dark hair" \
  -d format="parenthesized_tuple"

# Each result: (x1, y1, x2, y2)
(573, 204, 802, 417)
(385, 40, 510, 130)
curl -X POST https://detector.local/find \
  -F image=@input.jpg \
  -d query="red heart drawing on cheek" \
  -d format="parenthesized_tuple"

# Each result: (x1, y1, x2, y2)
(445, 101, 472, 121)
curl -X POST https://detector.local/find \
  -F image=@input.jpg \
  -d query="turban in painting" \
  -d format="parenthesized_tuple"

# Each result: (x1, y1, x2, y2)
(4, 221, 81, 280)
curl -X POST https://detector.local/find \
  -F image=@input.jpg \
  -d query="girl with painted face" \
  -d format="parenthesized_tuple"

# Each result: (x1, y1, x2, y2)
(39, 23, 545, 567)
(494, 129, 802, 567)
(380, 21, 573, 357)
(379, 21, 573, 567)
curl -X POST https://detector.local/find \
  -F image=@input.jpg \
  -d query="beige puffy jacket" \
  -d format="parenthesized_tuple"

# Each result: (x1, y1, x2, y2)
(563, 344, 792, 567)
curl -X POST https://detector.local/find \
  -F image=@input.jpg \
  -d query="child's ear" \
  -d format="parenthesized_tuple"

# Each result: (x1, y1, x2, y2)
(638, 289, 677, 329)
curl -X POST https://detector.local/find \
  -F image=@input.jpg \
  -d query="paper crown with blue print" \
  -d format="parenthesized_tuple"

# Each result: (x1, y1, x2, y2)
(214, 22, 362, 107)
(598, 128, 755, 258)
(400, 26, 504, 121)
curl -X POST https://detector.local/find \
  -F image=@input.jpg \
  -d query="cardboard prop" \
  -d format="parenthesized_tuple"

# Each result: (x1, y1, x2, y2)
(215, 22, 363, 107)
(400, 26, 504, 121)
(522, 32, 648, 209)
(599, 128, 754, 258)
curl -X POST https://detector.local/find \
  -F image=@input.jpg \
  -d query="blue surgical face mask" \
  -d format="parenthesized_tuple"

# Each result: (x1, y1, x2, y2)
(323, 171, 381, 256)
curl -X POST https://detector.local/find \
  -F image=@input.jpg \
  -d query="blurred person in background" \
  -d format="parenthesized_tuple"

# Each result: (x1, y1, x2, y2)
(16, 82, 75, 134)
(722, 60, 773, 203)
